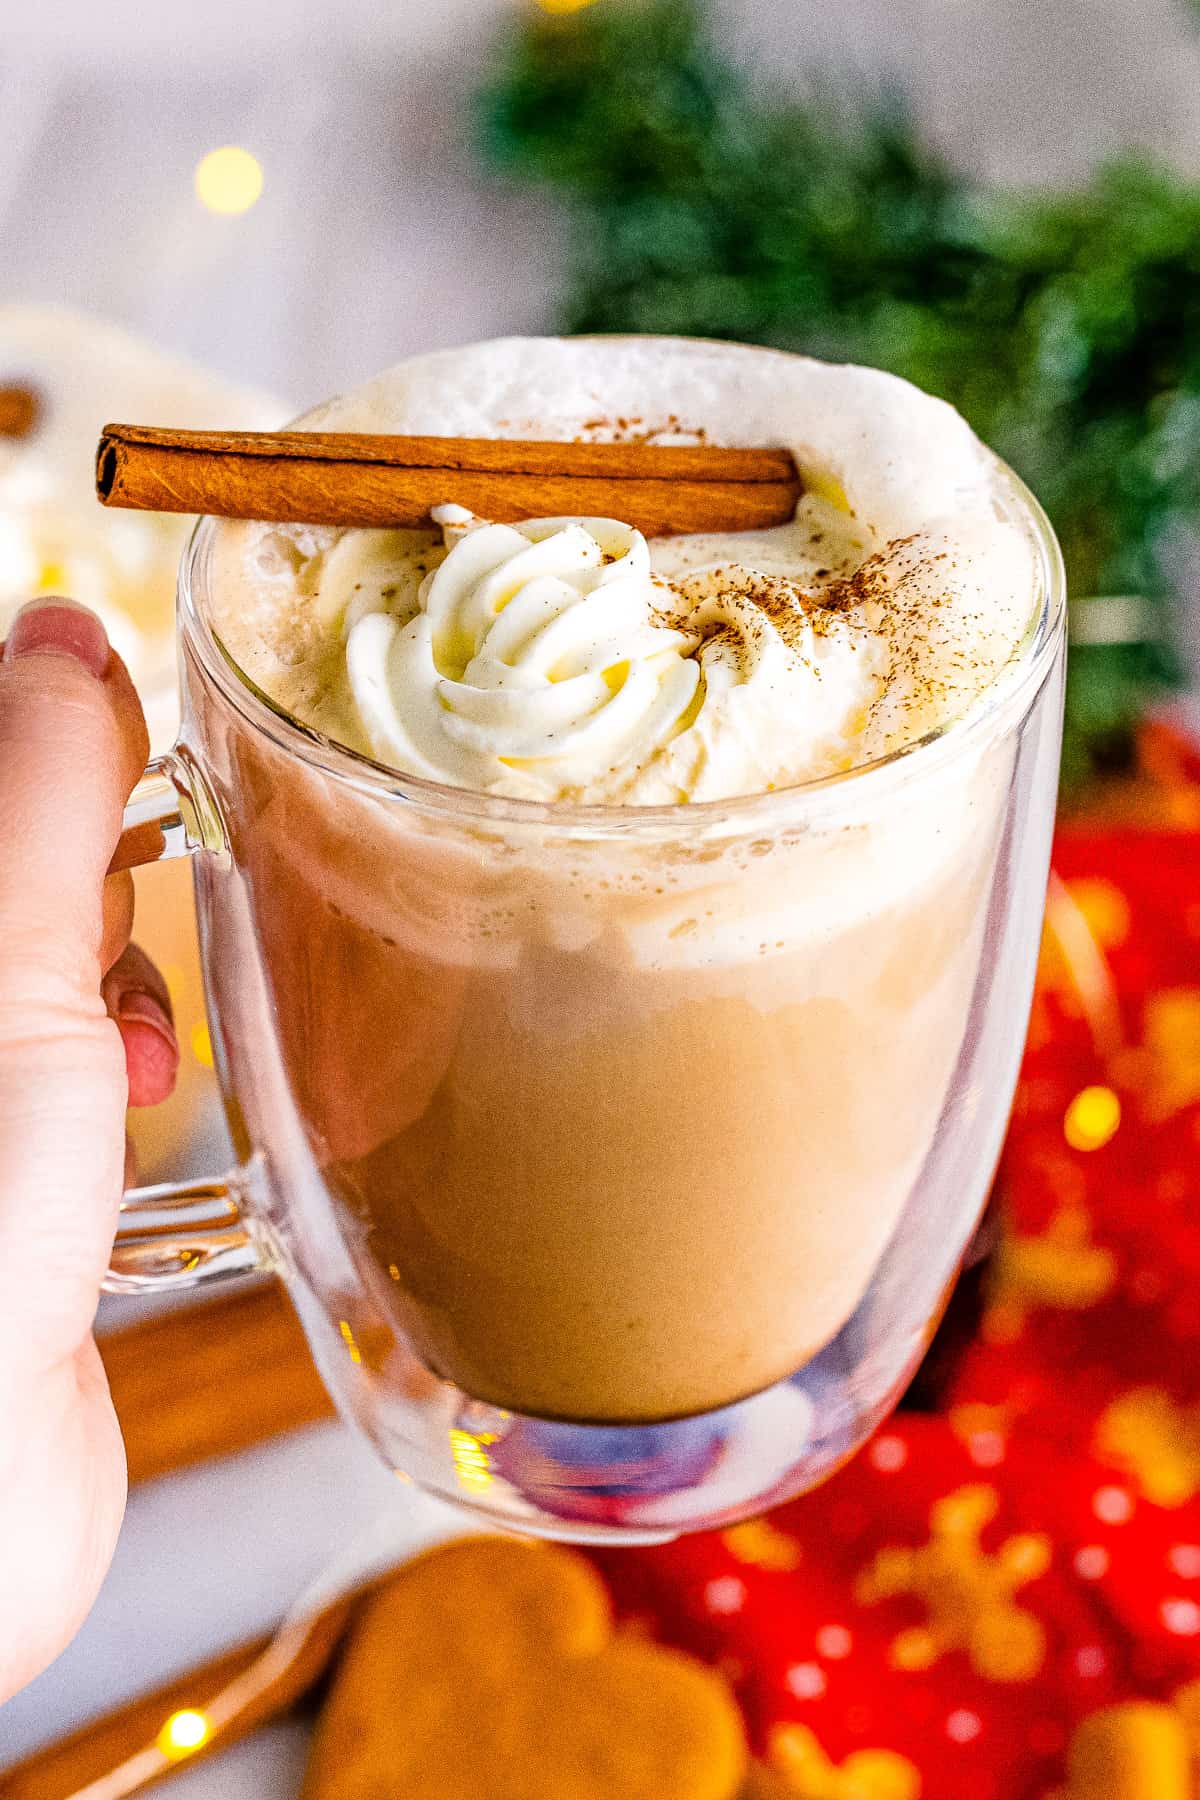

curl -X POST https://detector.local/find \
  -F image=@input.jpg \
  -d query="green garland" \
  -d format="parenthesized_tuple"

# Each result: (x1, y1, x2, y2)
(476, 0, 1200, 786)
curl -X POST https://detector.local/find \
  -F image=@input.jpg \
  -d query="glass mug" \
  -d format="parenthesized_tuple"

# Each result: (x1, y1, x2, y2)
(112, 467, 1065, 1544)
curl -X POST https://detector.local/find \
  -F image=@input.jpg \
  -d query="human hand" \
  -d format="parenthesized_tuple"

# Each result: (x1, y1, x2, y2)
(0, 599, 179, 1702)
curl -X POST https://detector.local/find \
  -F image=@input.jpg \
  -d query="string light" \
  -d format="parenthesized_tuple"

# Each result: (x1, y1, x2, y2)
(1064, 1084, 1121, 1152)
(157, 1709, 211, 1758)
(194, 146, 264, 216)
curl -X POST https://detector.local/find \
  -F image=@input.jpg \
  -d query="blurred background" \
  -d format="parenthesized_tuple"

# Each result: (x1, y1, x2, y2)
(5, 0, 1200, 777)
(6, 0, 1200, 388)
(3, 3, 1200, 1795)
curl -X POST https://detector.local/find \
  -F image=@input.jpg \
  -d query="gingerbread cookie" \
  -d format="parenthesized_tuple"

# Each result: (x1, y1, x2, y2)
(303, 1536, 746, 1800)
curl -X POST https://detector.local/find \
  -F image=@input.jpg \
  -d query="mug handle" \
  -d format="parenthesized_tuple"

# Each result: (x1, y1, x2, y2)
(103, 753, 268, 1294)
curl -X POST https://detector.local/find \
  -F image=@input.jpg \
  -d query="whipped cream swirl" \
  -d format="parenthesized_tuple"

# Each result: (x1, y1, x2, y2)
(346, 515, 702, 797)
(336, 499, 1031, 804)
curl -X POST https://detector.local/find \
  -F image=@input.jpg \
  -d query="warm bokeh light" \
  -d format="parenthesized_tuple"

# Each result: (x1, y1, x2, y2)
(194, 146, 264, 216)
(157, 1709, 211, 1758)
(449, 1427, 495, 1491)
(190, 1020, 214, 1068)
(1067, 877, 1131, 949)
(535, 0, 601, 12)
(1064, 1085, 1121, 1152)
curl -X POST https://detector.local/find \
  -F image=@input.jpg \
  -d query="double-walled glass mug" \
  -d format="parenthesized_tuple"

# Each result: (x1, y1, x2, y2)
(112, 466, 1065, 1544)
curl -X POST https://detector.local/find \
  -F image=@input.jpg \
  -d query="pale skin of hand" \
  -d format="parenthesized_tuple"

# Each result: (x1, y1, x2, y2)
(0, 598, 179, 1703)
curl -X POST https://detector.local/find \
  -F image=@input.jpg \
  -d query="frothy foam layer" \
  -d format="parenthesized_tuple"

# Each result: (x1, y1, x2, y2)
(212, 337, 1037, 805)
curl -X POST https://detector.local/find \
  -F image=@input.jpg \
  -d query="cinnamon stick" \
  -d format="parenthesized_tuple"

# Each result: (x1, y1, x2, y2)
(96, 424, 803, 536)
(100, 1283, 333, 1487)
(0, 382, 42, 440)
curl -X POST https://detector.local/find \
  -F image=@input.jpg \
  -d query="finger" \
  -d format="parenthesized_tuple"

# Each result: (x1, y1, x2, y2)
(0, 601, 148, 1699)
(0, 599, 150, 1370)
(0, 599, 147, 1001)
(100, 870, 135, 976)
(102, 942, 179, 1108)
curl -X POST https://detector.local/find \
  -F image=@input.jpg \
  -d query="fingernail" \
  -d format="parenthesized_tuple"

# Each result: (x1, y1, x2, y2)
(116, 990, 180, 1062)
(3, 597, 110, 678)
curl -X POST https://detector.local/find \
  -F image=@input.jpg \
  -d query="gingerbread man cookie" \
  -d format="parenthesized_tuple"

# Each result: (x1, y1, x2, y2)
(303, 1537, 746, 1799)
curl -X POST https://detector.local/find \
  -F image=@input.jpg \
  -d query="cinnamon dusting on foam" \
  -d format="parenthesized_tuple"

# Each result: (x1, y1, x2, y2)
(212, 338, 1037, 805)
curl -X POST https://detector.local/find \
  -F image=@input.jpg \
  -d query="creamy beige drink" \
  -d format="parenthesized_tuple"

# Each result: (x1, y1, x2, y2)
(208, 337, 1040, 1423)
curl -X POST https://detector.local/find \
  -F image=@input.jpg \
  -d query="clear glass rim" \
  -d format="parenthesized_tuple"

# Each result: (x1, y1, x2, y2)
(178, 455, 1066, 838)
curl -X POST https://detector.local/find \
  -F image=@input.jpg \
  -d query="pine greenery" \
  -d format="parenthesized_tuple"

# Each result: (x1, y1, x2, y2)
(477, 0, 1200, 784)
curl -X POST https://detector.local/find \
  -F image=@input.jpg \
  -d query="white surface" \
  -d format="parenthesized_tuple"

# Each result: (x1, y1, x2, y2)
(0, 1416, 467, 1779)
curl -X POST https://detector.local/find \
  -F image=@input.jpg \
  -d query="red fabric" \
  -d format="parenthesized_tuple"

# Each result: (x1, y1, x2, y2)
(587, 724, 1200, 1798)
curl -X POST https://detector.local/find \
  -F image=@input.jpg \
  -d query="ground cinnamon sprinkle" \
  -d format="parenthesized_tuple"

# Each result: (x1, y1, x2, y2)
(575, 412, 710, 446)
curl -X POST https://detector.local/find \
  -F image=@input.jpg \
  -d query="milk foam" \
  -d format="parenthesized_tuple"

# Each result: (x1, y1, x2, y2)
(213, 336, 1036, 797)
(208, 338, 1041, 971)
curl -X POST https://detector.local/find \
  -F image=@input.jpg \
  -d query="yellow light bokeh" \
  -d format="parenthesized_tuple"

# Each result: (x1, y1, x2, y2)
(1064, 1084, 1121, 1152)
(190, 1020, 214, 1068)
(449, 1427, 495, 1491)
(535, 0, 601, 12)
(158, 1709, 211, 1758)
(194, 146, 264, 216)
(1067, 877, 1131, 949)
(889, 1626, 938, 1672)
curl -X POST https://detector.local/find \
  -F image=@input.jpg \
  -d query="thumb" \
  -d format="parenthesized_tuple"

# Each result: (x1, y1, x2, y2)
(0, 598, 149, 1372)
